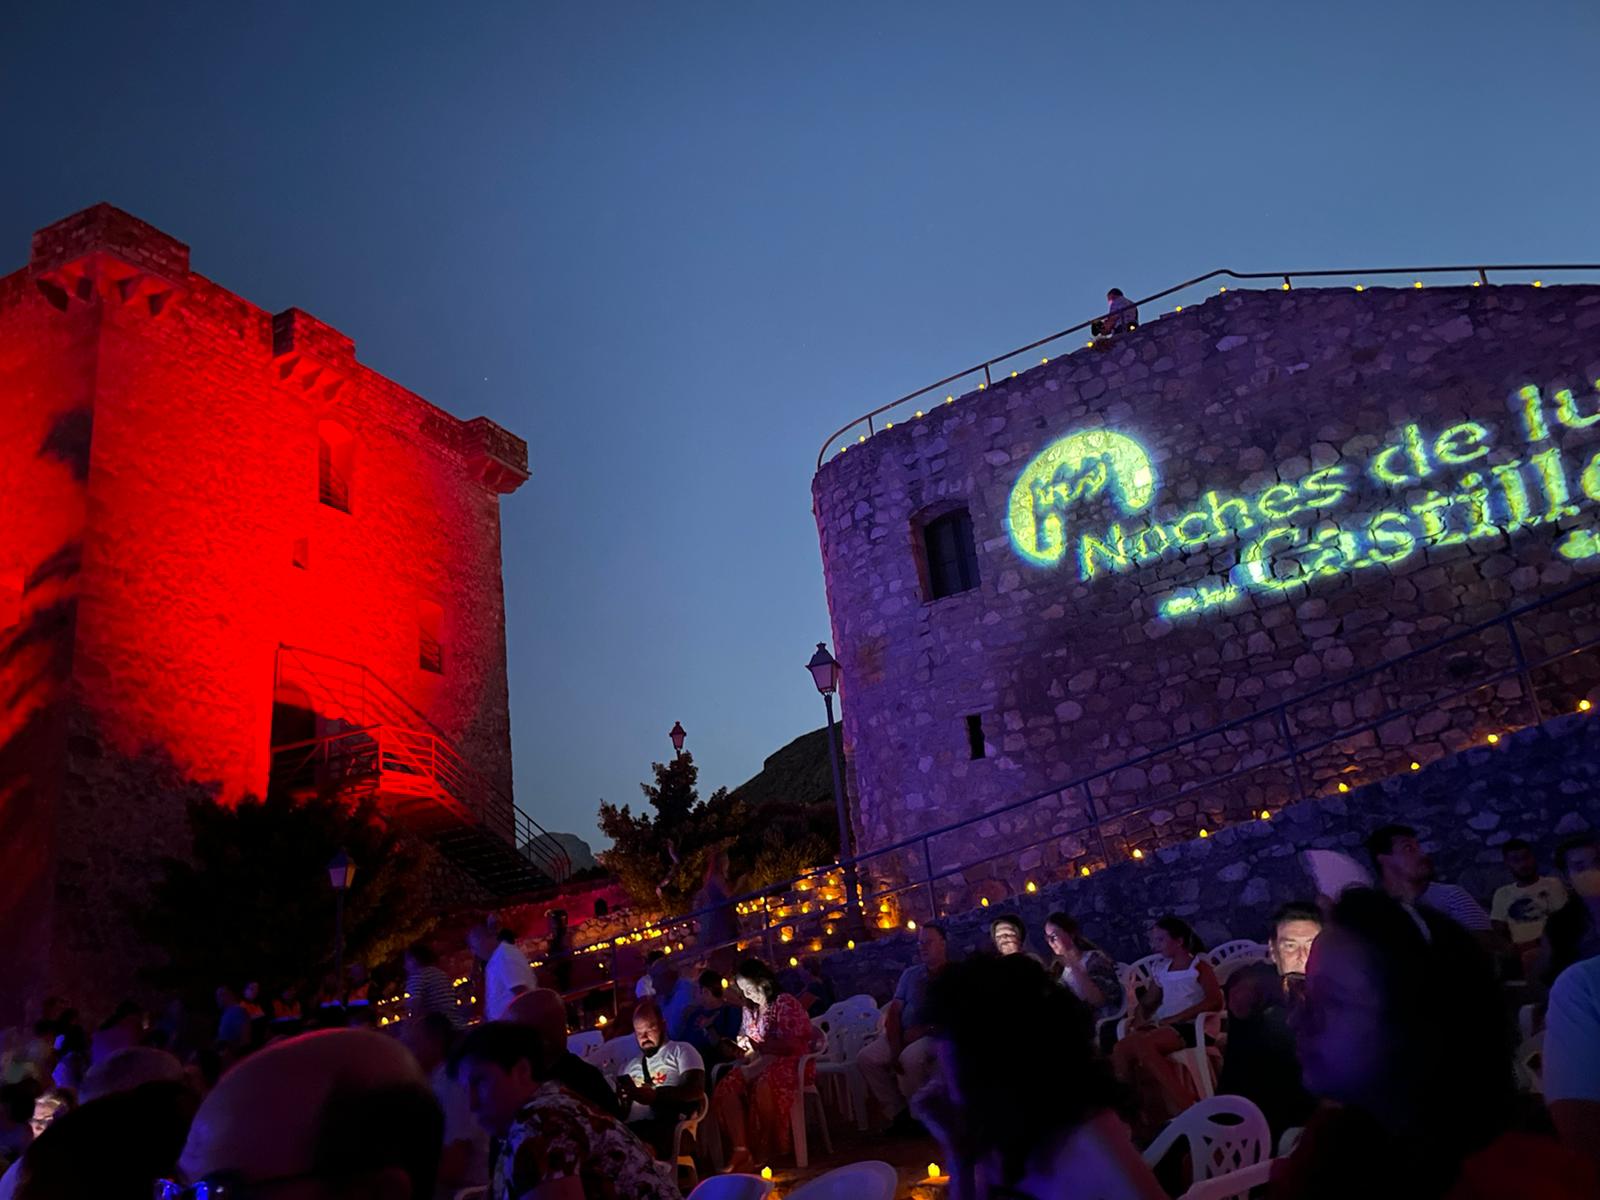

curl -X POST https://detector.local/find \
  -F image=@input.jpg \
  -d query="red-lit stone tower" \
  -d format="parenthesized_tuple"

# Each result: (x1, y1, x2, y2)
(0, 204, 560, 1022)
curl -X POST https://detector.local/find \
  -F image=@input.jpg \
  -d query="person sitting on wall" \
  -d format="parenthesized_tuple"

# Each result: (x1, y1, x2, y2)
(1492, 838, 1568, 978)
(616, 1000, 706, 1162)
(1110, 916, 1223, 1136)
(1542, 831, 1600, 986)
(1090, 287, 1139, 343)
(857, 922, 951, 1136)
(1366, 824, 1497, 949)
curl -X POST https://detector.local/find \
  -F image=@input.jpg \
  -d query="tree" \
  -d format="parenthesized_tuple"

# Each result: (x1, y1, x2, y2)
(597, 749, 840, 909)
(142, 790, 437, 1003)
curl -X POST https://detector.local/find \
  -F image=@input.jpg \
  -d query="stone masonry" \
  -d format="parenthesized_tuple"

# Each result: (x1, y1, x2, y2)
(812, 283, 1600, 908)
(0, 205, 529, 1021)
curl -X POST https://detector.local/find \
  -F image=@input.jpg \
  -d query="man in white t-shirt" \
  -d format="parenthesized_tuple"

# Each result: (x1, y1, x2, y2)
(617, 999, 705, 1160)
(1544, 954, 1600, 1171)
(1491, 838, 1568, 968)
(1366, 824, 1495, 946)
(470, 925, 538, 1021)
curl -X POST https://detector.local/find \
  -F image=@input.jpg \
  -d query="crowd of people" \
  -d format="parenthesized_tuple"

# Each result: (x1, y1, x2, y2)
(0, 823, 1597, 1199)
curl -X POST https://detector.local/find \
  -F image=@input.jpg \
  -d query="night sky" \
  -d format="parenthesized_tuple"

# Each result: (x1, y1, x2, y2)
(4, 1, 1596, 846)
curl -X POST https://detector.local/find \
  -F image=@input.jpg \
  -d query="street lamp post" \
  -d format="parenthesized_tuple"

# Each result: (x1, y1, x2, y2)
(327, 848, 357, 1007)
(669, 721, 687, 759)
(806, 642, 861, 932)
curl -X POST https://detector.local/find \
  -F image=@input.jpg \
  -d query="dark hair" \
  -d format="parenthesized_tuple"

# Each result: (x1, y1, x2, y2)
(1320, 888, 1515, 1186)
(1153, 915, 1204, 954)
(1, 1079, 41, 1124)
(451, 1021, 546, 1078)
(644, 950, 666, 966)
(1555, 831, 1600, 871)
(14, 1079, 198, 1200)
(921, 921, 947, 943)
(406, 942, 438, 966)
(989, 914, 1026, 940)
(311, 1079, 443, 1200)
(697, 969, 724, 996)
(734, 958, 781, 1004)
(1107, 287, 1125, 298)
(496, 928, 517, 945)
(1364, 823, 1417, 865)
(1044, 911, 1102, 955)
(1500, 838, 1532, 856)
(1271, 902, 1322, 935)
(928, 954, 1122, 1186)
(97, 1000, 142, 1032)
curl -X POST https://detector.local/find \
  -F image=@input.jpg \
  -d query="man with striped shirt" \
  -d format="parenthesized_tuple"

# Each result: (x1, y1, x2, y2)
(405, 942, 463, 1028)
(1366, 824, 1496, 946)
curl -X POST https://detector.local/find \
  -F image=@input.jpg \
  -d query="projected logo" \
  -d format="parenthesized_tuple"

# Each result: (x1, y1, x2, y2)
(1005, 383, 1600, 620)
(1006, 430, 1157, 569)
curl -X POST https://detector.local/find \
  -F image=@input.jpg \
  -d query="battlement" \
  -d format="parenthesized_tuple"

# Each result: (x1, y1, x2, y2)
(30, 202, 190, 280)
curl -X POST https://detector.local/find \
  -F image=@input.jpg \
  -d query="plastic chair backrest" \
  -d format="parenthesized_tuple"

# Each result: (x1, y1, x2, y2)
(785, 1161, 898, 1200)
(567, 1030, 604, 1057)
(1127, 953, 1165, 988)
(686, 1175, 775, 1200)
(590, 1033, 642, 1077)
(1142, 1094, 1270, 1182)
(1206, 940, 1269, 983)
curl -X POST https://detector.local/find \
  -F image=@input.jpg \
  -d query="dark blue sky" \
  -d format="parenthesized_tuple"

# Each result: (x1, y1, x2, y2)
(5, 1, 1596, 844)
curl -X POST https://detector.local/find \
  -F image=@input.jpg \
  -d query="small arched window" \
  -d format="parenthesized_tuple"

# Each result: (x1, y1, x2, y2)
(317, 420, 354, 513)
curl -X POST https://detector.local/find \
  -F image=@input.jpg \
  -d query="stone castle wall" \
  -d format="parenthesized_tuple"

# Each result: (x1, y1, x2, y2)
(822, 711, 1600, 999)
(813, 282, 1600, 903)
(0, 205, 529, 1020)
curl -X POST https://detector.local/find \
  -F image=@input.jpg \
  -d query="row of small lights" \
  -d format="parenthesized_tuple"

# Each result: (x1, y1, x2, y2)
(837, 277, 1552, 458)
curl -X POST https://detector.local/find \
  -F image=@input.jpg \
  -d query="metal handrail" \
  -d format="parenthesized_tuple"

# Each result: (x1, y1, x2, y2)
(813, 263, 1600, 469)
(547, 569, 1600, 985)
(276, 644, 572, 881)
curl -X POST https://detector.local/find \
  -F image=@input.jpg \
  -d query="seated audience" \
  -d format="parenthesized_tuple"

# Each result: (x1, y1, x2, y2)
(1042, 912, 1124, 1024)
(912, 954, 1165, 1200)
(1268, 901, 1322, 980)
(173, 1028, 441, 1200)
(24, 1090, 70, 1145)
(617, 1000, 706, 1160)
(1275, 887, 1596, 1199)
(681, 970, 743, 1065)
(1366, 824, 1495, 941)
(712, 956, 823, 1174)
(1110, 916, 1222, 1134)
(1544, 952, 1600, 1171)
(17, 1079, 196, 1200)
(858, 922, 949, 1134)
(214, 985, 251, 1049)
(80, 1046, 183, 1102)
(456, 1021, 679, 1200)
(88, 1001, 143, 1065)
(635, 950, 666, 999)
(1492, 839, 1566, 974)
(1543, 831, 1600, 984)
(402, 1013, 488, 1200)
(504, 988, 622, 1118)
(1215, 961, 1315, 1139)
(778, 955, 836, 1016)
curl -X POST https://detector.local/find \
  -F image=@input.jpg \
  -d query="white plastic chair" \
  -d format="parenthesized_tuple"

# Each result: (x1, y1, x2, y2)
(671, 1095, 711, 1190)
(1142, 1094, 1270, 1186)
(1276, 1126, 1304, 1157)
(687, 1175, 774, 1200)
(788, 1048, 833, 1168)
(588, 1033, 642, 1080)
(1206, 940, 1270, 984)
(812, 1003, 880, 1131)
(786, 1160, 898, 1200)
(1172, 1009, 1226, 1100)
(1177, 1159, 1274, 1200)
(566, 1029, 604, 1057)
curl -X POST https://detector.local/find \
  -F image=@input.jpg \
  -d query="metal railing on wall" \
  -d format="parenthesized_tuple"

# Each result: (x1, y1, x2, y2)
(534, 570, 1600, 1019)
(814, 263, 1600, 470)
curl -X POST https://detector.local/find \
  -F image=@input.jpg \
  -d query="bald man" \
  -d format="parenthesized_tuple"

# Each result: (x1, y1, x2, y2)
(174, 1028, 443, 1199)
(504, 989, 622, 1118)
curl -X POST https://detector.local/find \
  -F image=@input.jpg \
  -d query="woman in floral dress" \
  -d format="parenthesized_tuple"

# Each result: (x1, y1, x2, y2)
(713, 957, 822, 1174)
